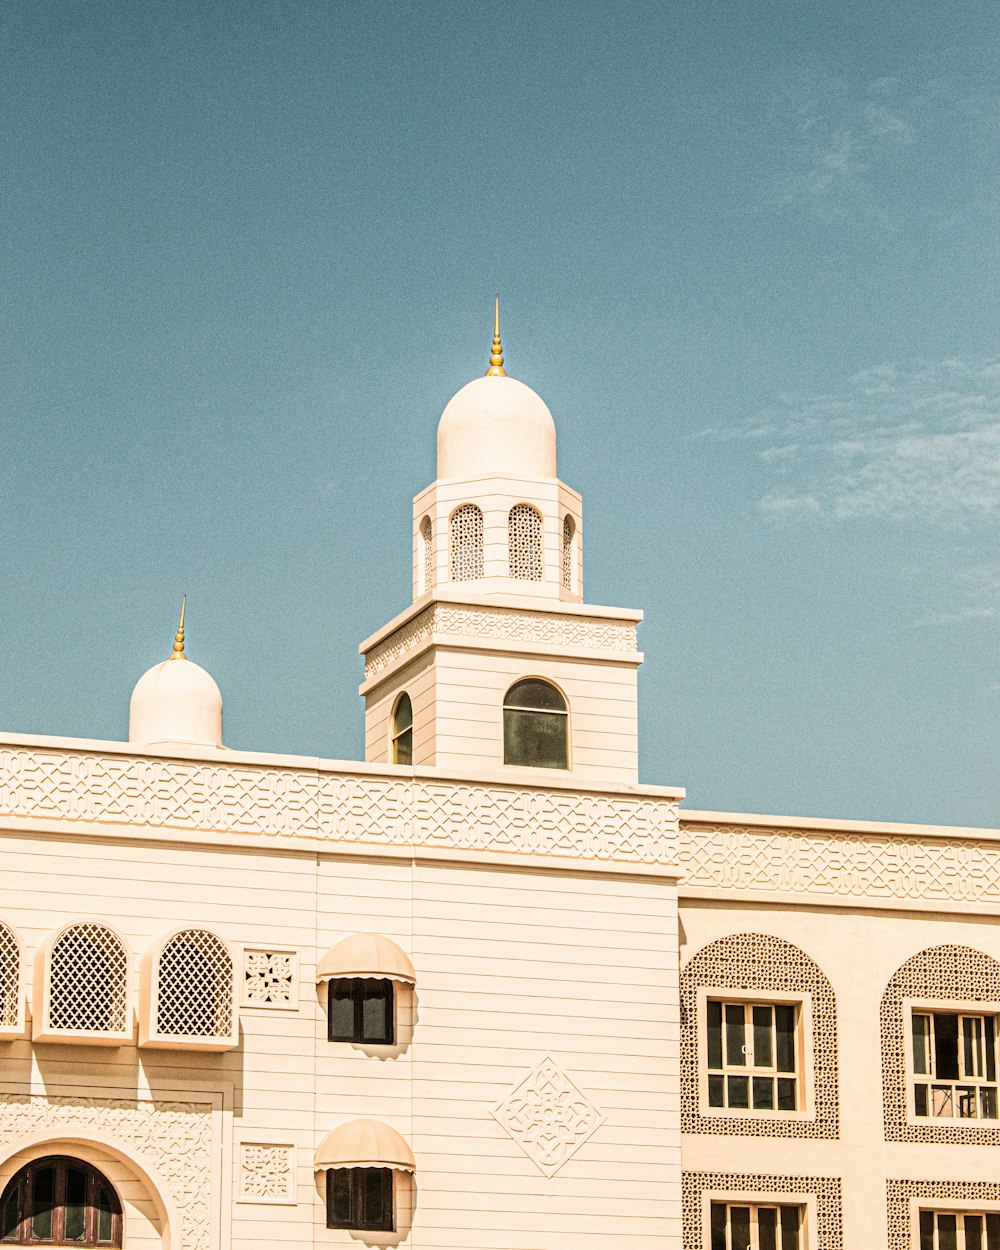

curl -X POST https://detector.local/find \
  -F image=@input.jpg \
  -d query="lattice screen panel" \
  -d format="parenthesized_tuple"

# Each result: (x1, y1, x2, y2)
(0, 923, 19, 1028)
(680, 932, 839, 1139)
(882, 943, 1000, 1145)
(561, 515, 574, 590)
(508, 504, 543, 580)
(49, 923, 128, 1033)
(420, 516, 433, 593)
(887, 1180, 1000, 1250)
(682, 1172, 843, 1250)
(156, 929, 233, 1038)
(449, 504, 484, 581)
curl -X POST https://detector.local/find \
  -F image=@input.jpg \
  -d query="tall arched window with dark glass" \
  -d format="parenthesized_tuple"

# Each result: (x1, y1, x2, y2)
(1, 1158, 121, 1247)
(503, 679, 569, 769)
(391, 694, 413, 764)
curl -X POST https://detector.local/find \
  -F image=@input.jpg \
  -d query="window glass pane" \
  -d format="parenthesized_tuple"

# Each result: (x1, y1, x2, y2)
(393, 695, 412, 733)
(361, 1168, 392, 1231)
(327, 1169, 352, 1227)
(752, 1076, 774, 1110)
(987, 1017, 997, 1083)
(707, 1001, 723, 1070)
(919, 1210, 935, 1250)
(776, 1078, 797, 1111)
(361, 980, 393, 1045)
(708, 1074, 725, 1107)
(328, 981, 356, 1041)
(96, 1186, 114, 1244)
(503, 709, 567, 769)
(726, 1075, 749, 1109)
(775, 1005, 795, 1073)
(912, 1013, 931, 1075)
(753, 1005, 774, 1068)
(505, 680, 566, 711)
(986, 1212, 1000, 1247)
(729, 1206, 750, 1249)
(935, 1012, 960, 1081)
(725, 1004, 746, 1067)
(63, 1168, 87, 1241)
(393, 729, 412, 766)
(937, 1213, 958, 1250)
(1, 1182, 20, 1241)
(30, 1166, 54, 1240)
(966, 1215, 985, 1250)
(757, 1206, 777, 1250)
(982, 1086, 998, 1119)
(957, 1086, 978, 1119)
(964, 1016, 984, 1078)
(779, 1205, 800, 1250)
(914, 1083, 929, 1116)
(709, 1202, 727, 1250)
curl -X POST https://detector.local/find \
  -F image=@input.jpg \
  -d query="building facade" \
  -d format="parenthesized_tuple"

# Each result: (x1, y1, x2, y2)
(0, 313, 997, 1249)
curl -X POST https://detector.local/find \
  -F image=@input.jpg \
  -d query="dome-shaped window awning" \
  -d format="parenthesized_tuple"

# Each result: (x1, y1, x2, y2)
(316, 933, 415, 985)
(314, 1119, 415, 1172)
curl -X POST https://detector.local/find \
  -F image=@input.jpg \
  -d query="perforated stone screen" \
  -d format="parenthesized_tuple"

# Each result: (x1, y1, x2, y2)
(887, 1180, 1000, 1250)
(882, 943, 1000, 1145)
(561, 515, 574, 591)
(420, 516, 433, 593)
(449, 504, 484, 581)
(0, 923, 18, 1028)
(508, 504, 543, 580)
(682, 1172, 843, 1249)
(156, 929, 233, 1038)
(680, 932, 839, 1139)
(49, 923, 128, 1033)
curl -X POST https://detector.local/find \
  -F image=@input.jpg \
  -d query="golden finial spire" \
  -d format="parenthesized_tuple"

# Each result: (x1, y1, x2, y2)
(485, 291, 506, 377)
(170, 595, 187, 660)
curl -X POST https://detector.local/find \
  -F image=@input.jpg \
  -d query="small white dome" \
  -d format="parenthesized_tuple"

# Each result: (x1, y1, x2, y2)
(437, 375, 557, 480)
(129, 657, 223, 750)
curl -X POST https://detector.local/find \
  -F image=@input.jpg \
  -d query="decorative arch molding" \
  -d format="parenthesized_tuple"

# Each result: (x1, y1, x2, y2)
(881, 943, 1000, 1144)
(680, 932, 839, 1139)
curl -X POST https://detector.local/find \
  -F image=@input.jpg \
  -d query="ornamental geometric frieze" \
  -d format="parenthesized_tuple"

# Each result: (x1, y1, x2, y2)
(492, 1055, 605, 1177)
(238, 1141, 296, 1203)
(0, 1093, 214, 1250)
(680, 823, 1000, 905)
(0, 746, 678, 867)
(364, 602, 638, 679)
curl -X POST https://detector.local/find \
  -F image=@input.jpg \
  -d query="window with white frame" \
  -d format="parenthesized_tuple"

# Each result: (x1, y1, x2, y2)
(48, 924, 128, 1034)
(0, 922, 20, 1030)
(919, 1209, 1000, 1249)
(448, 505, 483, 581)
(710, 1201, 803, 1250)
(155, 930, 233, 1040)
(707, 999, 800, 1112)
(508, 504, 543, 580)
(910, 1008, 1000, 1121)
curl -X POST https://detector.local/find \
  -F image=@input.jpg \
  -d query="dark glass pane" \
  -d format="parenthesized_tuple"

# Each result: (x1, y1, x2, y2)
(987, 1017, 997, 1082)
(709, 1202, 727, 1250)
(983, 1086, 999, 1119)
(360, 1169, 392, 1231)
(707, 1000, 723, 1070)
(963, 1016, 979, 1077)
(725, 1004, 746, 1067)
(727, 1075, 749, 1108)
(957, 1086, 977, 1118)
(912, 1013, 930, 1075)
(777, 1078, 797, 1111)
(64, 1168, 87, 1241)
(986, 1212, 1000, 1247)
(935, 1012, 960, 1081)
(327, 1169, 353, 1227)
(30, 1166, 54, 1240)
(779, 1205, 800, 1249)
(753, 1076, 774, 1110)
(393, 729, 412, 766)
(504, 680, 566, 711)
(775, 1005, 795, 1073)
(966, 1215, 985, 1250)
(758, 1205, 777, 1250)
(919, 1210, 934, 1250)
(503, 709, 567, 769)
(393, 695, 413, 733)
(1, 1182, 20, 1241)
(361, 980, 394, 1045)
(708, 1074, 725, 1107)
(730, 1206, 750, 1249)
(914, 1083, 929, 1116)
(938, 1213, 958, 1250)
(96, 1186, 114, 1244)
(753, 1005, 774, 1068)
(328, 980, 356, 1041)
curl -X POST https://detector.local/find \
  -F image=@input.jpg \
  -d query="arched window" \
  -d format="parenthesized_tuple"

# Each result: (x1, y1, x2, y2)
(449, 505, 484, 581)
(0, 1157, 121, 1247)
(155, 929, 233, 1040)
(508, 504, 543, 580)
(503, 679, 568, 769)
(0, 922, 20, 1031)
(561, 515, 575, 591)
(419, 516, 433, 594)
(48, 924, 128, 1035)
(391, 694, 413, 765)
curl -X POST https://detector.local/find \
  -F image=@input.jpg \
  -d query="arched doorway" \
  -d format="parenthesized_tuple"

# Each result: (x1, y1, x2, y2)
(0, 1156, 121, 1246)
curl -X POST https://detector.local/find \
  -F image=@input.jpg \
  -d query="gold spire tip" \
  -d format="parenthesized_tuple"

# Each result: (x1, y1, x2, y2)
(170, 595, 187, 660)
(485, 291, 506, 377)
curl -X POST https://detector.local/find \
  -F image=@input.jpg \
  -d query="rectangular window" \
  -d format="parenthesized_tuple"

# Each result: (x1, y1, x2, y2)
(911, 1010, 1000, 1121)
(327, 978, 394, 1045)
(707, 999, 799, 1112)
(326, 1168, 394, 1232)
(710, 1201, 802, 1250)
(919, 1209, 1000, 1249)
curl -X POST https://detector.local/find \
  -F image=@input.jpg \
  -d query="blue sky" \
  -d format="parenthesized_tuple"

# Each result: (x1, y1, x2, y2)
(2, 1, 998, 826)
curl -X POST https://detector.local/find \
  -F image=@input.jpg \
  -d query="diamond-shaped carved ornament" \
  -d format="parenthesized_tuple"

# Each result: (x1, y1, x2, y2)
(492, 1055, 605, 1177)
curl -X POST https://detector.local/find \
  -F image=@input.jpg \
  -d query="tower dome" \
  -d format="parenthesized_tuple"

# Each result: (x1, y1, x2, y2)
(128, 600, 223, 750)
(436, 297, 557, 480)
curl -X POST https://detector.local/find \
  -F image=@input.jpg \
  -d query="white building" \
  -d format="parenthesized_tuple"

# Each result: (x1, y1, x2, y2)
(0, 308, 998, 1250)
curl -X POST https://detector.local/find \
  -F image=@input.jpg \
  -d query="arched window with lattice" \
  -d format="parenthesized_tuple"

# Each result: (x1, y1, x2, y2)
(141, 928, 237, 1050)
(0, 1157, 122, 1247)
(419, 516, 434, 594)
(561, 515, 575, 591)
(34, 923, 130, 1043)
(508, 504, 543, 580)
(0, 921, 22, 1036)
(449, 505, 484, 581)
